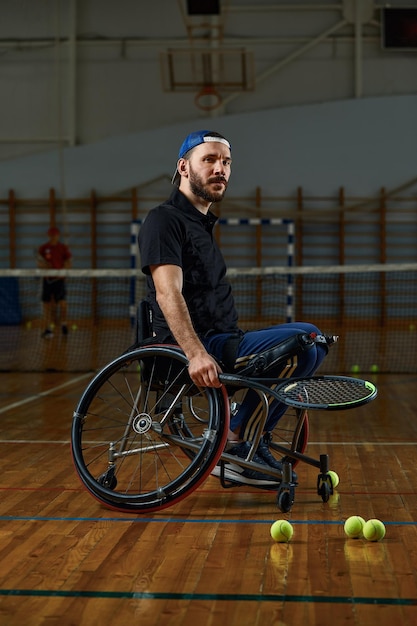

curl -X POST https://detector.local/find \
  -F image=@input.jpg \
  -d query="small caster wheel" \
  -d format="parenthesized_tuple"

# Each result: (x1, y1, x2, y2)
(277, 490, 294, 513)
(318, 481, 330, 503)
(97, 467, 117, 490)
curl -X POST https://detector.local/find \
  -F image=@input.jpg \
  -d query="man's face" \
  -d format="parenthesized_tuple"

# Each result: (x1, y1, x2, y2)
(48, 232, 60, 244)
(184, 142, 231, 203)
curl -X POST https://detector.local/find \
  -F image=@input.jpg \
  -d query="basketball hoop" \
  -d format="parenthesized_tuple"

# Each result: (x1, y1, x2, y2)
(194, 85, 222, 111)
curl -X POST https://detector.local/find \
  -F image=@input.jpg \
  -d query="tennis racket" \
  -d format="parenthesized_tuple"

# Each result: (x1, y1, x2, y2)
(272, 375, 377, 410)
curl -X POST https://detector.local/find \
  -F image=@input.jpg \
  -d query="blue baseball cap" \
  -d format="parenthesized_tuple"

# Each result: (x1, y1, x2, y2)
(172, 130, 231, 184)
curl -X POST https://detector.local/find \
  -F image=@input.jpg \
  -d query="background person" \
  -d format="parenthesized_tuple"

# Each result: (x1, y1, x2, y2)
(37, 226, 72, 338)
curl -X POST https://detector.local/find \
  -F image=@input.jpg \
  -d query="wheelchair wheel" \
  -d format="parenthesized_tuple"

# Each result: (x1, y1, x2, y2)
(268, 407, 309, 469)
(71, 345, 229, 513)
(277, 489, 294, 514)
(226, 384, 309, 470)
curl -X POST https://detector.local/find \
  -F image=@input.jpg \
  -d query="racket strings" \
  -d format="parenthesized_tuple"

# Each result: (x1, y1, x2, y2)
(282, 378, 375, 408)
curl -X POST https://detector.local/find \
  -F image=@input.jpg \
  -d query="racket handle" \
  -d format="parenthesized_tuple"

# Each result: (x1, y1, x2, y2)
(311, 333, 339, 347)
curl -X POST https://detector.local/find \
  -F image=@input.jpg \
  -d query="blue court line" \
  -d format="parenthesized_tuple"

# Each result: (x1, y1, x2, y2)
(0, 589, 416, 605)
(0, 515, 415, 526)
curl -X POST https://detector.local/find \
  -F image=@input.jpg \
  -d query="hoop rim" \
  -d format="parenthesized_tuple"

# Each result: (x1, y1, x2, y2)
(194, 85, 222, 111)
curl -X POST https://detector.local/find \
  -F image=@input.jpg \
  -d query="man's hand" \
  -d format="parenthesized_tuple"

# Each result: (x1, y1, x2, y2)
(187, 352, 222, 388)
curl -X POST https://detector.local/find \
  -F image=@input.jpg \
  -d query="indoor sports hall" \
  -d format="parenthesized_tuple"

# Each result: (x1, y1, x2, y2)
(1, 2, 417, 625)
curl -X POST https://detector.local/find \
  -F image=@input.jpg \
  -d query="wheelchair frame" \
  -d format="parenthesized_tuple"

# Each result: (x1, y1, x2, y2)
(71, 343, 334, 515)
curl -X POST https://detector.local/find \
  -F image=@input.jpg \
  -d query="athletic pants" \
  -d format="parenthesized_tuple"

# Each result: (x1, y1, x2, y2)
(203, 322, 328, 439)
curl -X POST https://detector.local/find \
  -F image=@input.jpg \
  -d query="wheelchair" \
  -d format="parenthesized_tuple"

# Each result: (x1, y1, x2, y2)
(71, 303, 340, 514)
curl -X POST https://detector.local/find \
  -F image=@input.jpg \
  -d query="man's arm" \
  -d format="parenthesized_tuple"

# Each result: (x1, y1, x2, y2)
(150, 264, 222, 388)
(63, 245, 72, 269)
(36, 248, 50, 269)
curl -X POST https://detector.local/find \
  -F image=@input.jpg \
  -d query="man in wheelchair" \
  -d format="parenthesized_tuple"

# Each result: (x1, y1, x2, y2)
(138, 130, 332, 489)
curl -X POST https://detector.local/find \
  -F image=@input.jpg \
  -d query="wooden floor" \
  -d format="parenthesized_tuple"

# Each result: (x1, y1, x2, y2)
(1, 371, 417, 626)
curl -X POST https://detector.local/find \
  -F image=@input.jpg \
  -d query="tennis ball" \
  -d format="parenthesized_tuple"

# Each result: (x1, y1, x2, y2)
(370, 364, 379, 373)
(363, 519, 385, 542)
(350, 364, 360, 374)
(25, 321, 32, 329)
(328, 470, 339, 488)
(270, 520, 293, 543)
(71, 324, 78, 331)
(409, 323, 416, 331)
(344, 515, 366, 539)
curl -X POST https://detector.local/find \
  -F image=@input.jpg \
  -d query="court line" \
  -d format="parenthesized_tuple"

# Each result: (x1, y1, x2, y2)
(1, 440, 416, 446)
(0, 373, 91, 416)
(308, 441, 417, 446)
(0, 589, 416, 605)
(0, 440, 72, 444)
(0, 515, 415, 526)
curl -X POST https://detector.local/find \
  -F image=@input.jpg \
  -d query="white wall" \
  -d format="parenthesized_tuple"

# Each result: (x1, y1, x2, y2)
(1, 0, 417, 163)
(0, 95, 416, 199)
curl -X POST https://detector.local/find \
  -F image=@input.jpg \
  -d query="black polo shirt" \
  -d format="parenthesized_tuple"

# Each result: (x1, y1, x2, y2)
(139, 188, 239, 340)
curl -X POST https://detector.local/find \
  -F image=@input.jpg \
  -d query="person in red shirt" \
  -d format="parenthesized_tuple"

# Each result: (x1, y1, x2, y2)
(37, 226, 72, 338)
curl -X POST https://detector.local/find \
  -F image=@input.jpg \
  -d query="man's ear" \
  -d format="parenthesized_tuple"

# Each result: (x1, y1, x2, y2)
(178, 158, 188, 177)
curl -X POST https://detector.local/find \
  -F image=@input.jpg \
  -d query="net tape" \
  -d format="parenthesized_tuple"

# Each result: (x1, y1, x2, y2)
(2, 262, 417, 278)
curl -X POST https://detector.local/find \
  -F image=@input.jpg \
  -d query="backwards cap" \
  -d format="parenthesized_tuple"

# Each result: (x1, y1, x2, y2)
(172, 130, 231, 185)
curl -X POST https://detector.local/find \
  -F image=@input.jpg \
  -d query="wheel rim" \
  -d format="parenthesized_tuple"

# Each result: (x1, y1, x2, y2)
(71, 346, 228, 512)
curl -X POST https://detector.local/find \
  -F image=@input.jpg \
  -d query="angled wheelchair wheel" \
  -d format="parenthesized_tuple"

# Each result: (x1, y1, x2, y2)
(225, 382, 309, 470)
(71, 345, 229, 513)
(268, 407, 309, 469)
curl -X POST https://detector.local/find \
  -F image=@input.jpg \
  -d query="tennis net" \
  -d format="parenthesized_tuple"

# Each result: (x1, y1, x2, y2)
(0, 263, 416, 373)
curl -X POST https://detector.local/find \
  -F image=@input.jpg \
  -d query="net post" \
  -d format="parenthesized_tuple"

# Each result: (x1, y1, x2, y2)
(285, 219, 294, 323)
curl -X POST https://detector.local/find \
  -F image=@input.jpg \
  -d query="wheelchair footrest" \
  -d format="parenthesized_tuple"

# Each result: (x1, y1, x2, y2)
(217, 460, 245, 489)
(216, 459, 288, 492)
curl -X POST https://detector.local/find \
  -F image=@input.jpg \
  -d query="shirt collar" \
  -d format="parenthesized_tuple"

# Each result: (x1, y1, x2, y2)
(169, 188, 219, 228)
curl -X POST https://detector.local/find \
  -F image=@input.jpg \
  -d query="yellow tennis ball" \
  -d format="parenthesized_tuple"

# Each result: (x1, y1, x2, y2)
(363, 519, 385, 542)
(370, 364, 379, 373)
(328, 470, 339, 488)
(270, 520, 293, 543)
(344, 515, 366, 539)
(71, 324, 78, 331)
(351, 364, 360, 373)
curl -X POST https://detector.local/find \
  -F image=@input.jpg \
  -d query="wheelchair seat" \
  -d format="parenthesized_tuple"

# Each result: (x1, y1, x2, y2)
(133, 299, 325, 378)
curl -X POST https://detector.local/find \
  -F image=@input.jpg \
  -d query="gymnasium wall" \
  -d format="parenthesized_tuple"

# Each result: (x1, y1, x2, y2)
(0, 94, 416, 199)
(1, 1, 417, 200)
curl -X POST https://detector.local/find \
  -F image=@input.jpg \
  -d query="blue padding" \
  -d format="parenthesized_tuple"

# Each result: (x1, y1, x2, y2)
(0, 278, 22, 324)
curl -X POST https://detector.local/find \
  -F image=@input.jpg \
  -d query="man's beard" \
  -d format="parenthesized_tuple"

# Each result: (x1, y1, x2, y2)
(189, 166, 228, 203)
